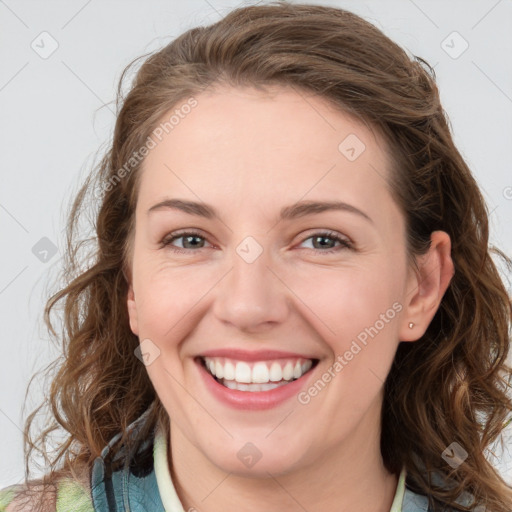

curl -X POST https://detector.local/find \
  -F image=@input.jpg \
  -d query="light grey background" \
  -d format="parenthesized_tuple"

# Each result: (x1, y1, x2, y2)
(1, 0, 511, 489)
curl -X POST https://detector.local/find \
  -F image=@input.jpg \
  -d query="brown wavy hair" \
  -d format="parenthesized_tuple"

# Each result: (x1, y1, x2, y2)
(9, 2, 512, 511)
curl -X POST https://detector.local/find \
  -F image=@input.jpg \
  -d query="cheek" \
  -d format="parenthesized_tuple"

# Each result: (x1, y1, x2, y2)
(132, 262, 218, 341)
(292, 267, 403, 417)
(290, 260, 403, 347)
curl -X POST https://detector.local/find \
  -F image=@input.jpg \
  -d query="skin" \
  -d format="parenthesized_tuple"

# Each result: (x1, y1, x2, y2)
(126, 84, 454, 512)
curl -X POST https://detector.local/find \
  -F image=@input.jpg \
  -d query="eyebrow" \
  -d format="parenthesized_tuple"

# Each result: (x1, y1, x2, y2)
(147, 198, 373, 224)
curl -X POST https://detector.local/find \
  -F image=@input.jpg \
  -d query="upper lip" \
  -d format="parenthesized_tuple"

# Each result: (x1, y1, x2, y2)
(198, 348, 319, 362)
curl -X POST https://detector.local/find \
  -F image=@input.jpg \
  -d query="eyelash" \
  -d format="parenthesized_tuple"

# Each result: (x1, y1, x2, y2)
(159, 229, 353, 255)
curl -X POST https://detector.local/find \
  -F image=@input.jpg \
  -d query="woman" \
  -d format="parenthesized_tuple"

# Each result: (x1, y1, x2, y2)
(1, 2, 511, 511)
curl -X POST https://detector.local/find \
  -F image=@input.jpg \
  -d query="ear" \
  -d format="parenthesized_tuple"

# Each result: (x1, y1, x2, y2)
(127, 280, 139, 336)
(399, 230, 455, 342)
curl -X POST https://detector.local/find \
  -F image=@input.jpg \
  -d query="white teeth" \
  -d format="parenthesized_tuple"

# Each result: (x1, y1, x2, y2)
(203, 356, 315, 388)
(224, 360, 235, 380)
(221, 380, 289, 392)
(235, 361, 252, 383)
(293, 361, 302, 379)
(259, 382, 280, 391)
(282, 362, 294, 380)
(223, 380, 238, 390)
(215, 360, 224, 379)
(302, 360, 313, 374)
(252, 362, 270, 383)
(269, 362, 282, 382)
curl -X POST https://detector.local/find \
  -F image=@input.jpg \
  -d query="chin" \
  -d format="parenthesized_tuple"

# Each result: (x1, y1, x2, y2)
(202, 440, 307, 478)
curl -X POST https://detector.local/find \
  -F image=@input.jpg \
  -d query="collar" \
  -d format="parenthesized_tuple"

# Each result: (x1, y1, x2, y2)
(153, 424, 185, 512)
(90, 407, 165, 512)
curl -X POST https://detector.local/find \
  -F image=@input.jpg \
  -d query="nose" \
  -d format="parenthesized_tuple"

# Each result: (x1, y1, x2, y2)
(212, 241, 290, 333)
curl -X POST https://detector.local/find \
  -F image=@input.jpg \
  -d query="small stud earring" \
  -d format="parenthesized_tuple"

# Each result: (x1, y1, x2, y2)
(408, 322, 414, 329)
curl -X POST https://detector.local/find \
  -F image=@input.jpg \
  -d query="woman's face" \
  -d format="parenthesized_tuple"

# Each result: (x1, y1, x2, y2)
(126, 85, 438, 476)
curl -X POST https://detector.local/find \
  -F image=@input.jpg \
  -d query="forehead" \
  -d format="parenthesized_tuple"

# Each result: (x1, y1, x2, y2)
(136, 84, 397, 223)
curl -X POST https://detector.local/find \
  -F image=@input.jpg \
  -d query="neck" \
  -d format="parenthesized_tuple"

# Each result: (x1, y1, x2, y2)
(167, 403, 398, 512)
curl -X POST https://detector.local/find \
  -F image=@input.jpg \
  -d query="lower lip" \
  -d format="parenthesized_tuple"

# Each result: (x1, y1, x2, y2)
(195, 358, 316, 411)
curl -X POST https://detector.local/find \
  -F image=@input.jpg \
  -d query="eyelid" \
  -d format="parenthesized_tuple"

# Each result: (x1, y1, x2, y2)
(160, 228, 354, 254)
(298, 228, 353, 245)
(296, 230, 353, 252)
(160, 229, 212, 249)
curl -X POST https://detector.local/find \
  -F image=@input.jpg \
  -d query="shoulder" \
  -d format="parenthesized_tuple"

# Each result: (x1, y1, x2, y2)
(0, 484, 19, 511)
(0, 482, 55, 512)
(0, 473, 93, 512)
(1, 409, 156, 512)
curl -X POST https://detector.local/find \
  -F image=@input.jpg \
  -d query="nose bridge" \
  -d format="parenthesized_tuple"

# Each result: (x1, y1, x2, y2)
(212, 233, 289, 329)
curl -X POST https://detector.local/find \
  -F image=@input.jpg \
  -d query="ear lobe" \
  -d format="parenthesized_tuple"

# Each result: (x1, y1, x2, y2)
(399, 230, 454, 342)
(126, 282, 139, 336)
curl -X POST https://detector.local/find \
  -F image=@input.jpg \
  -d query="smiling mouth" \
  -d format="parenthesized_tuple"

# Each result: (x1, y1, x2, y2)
(198, 356, 319, 392)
